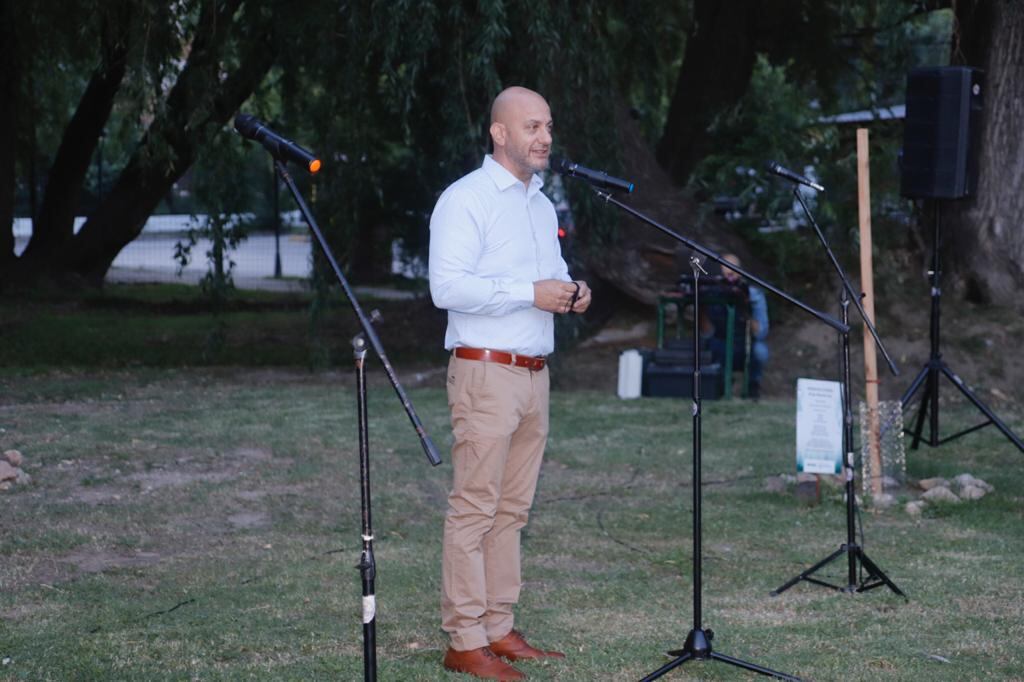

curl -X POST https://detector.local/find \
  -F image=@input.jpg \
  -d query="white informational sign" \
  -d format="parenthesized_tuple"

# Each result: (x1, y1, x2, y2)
(796, 378, 843, 474)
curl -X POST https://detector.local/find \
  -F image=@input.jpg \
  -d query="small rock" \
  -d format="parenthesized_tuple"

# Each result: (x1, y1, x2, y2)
(872, 493, 897, 509)
(905, 501, 926, 516)
(953, 473, 978, 488)
(763, 476, 787, 494)
(919, 477, 949, 491)
(959, 485, 987, 501)
(795, 480, 820, 505)
(796, 472, 819, 484)
(0, 481, 11, 491)
(0, 461, 16, 482)
(881, 475, 902, 489)
(954, 473, 993, 493)
(3, 449, 23, 467)
(14, 470, 31, 486)
(922, 486, 961, 503)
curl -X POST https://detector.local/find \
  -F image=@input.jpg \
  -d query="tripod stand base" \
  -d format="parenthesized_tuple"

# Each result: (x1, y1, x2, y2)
(639, 629, 802, 681)
(771, 543, 905, 598)
(902, 359, 1024, 453)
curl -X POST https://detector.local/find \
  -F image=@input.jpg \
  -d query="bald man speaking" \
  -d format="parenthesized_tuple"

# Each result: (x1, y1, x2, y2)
(429, 86, 590, 680)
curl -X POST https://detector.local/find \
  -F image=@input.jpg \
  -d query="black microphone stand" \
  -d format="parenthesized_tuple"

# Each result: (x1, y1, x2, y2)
(273, 160, 441, 467)
(900, 204, 1024, 453)
(771, 187, 905, 598)
(637, 256, 802, 682)
(576, 187, 840, 681)
(268, 158, 442, 682)
(353, 334, 377, 680)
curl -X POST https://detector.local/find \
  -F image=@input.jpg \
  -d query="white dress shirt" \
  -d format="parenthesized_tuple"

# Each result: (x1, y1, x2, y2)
(429, 155, 570, 357)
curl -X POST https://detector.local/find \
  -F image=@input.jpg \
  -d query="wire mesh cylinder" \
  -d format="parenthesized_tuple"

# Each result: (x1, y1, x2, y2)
(859, 400, 906, 496)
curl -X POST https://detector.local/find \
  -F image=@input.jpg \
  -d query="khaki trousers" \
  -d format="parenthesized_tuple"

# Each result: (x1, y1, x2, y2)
(441, 354, 550, 651)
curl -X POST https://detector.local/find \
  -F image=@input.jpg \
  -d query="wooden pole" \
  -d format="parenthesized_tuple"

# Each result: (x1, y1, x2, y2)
(857, 128, 883, 499)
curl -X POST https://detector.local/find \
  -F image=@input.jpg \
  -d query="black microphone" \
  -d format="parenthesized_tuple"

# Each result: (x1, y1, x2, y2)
(551, 157, 635, 194)
(765, 161, 824, 192)
(234, 114, 321, 174)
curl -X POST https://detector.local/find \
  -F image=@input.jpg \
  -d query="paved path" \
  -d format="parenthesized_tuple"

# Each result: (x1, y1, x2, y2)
(16, 229, 420, 298)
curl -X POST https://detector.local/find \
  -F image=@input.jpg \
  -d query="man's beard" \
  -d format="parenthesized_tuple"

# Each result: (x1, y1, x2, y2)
(513, 146, 549, 176)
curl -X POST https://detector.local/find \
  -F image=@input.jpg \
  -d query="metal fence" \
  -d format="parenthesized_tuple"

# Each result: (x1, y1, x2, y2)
(13, 214, 314, 284)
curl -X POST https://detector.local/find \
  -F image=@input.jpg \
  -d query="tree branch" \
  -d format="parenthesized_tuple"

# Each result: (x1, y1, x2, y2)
(65, 1, 278, 283)
(17, 3, 133, 267)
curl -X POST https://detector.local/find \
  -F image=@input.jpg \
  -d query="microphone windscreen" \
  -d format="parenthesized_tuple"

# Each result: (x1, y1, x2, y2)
(549, 157, 570, 173)
(234, 113, 259, 138)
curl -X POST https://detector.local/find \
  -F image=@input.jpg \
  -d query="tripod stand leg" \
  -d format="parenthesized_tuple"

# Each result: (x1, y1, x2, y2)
(711, 651, 803, 681)
(900, 363, 929, 406)
(908, 369, 934, 450)
(771, 546, 846, 596)
(856, 549, 906, 598)
(639, 652, 693, 681)
(940, 365, 1024, 453)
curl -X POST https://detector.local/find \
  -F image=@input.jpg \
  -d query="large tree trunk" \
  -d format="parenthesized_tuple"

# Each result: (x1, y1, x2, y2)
(63, 0, 277, 284)
(0, 0, 279, 289)
(0, 0, 18, 272)
(943, 0, 1024, 310)
(586, 105, 764, 306)
(656, 0, 759, 185)
(17, 5, 132, 268)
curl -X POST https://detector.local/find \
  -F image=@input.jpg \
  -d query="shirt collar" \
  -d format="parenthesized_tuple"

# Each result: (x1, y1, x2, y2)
(483, 155, 545, 196)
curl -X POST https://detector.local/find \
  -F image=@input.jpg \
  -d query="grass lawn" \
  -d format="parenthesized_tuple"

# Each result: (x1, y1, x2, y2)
(1, 367, 1022, 680)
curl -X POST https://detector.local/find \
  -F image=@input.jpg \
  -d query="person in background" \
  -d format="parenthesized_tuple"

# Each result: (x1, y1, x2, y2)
(703, 253, 769, 399)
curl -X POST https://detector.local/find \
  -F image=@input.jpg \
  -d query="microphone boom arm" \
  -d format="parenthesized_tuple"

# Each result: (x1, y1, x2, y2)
(275, 160, 442, 466)
(592, 188, 849, 334)
(792, 188, 899, 376)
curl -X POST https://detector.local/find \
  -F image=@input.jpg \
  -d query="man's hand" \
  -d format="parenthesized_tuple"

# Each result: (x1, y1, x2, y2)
(534, 279, 577, 313)
(571, 280, 592, 313)
(533, 279, 592, 314)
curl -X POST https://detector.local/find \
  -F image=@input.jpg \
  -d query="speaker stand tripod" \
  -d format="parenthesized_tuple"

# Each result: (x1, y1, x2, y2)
(640, 258, 801, 682)
(901, 207, 1024, 453)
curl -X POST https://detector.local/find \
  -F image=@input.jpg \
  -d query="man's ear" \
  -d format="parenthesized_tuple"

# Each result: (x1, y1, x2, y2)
(489, 122, 506, 148)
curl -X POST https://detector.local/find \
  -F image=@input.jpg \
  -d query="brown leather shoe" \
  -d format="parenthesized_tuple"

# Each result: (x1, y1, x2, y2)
(443, 646, 526, 680)
(489, 630, 566, 661)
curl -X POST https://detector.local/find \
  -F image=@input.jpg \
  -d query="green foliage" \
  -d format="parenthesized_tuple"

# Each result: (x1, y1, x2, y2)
(694, 57, 818, 220)
(13, 1, 190, 209)
(171, 126, 267, 357)
(272, 1, 675, 276)
(7, 0, 960, 302)
(686, 6, 954, 288)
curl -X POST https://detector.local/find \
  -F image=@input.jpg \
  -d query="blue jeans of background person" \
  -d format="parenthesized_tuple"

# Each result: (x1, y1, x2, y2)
(707, 336, 768, 396)
(750, 339, 768, 387)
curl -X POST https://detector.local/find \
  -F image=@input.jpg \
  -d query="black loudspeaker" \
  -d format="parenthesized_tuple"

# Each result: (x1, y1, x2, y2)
(900, 66, 983, 199)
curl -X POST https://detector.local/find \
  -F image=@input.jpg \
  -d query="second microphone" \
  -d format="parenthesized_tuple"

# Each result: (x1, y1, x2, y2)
(551, 157, 635, 194)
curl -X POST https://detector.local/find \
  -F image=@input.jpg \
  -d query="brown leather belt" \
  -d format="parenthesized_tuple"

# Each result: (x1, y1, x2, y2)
(454, 346, 546, 371)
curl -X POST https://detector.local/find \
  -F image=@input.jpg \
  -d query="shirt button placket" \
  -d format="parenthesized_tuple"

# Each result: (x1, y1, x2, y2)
(526, 193, 541, 280)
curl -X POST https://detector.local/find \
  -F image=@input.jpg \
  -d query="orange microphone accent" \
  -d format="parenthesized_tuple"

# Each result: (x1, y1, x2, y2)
(234, 114, 320, 174)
